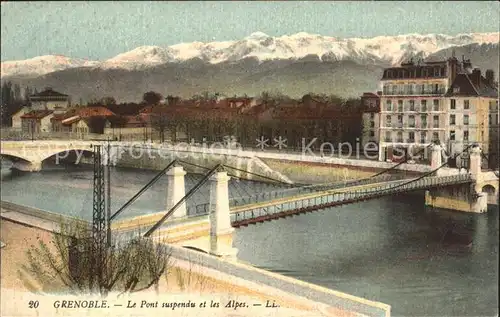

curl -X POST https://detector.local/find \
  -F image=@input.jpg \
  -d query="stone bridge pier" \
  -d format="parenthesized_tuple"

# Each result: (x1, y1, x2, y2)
(10, 160, 43, 172)
(425, 145, 498, 213)
(164, 165, 238, 260)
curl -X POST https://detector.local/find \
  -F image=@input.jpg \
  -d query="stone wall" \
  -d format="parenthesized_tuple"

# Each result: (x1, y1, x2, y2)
(261, 158, 423, 184)
(112, 145, 292, 184)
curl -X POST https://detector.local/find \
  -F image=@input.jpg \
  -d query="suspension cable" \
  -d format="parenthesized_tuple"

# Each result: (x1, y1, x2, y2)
(110, 160, 177, 221)
(222, 164, 294, 185)
(368, 143, 434, 179)
(355, 144, 476, 196)
(177, 160, 293, 186)
(144, 164, 222, 237)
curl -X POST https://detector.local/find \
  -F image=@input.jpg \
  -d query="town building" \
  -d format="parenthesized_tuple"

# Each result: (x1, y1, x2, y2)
(375, 56, 498, 166)
(11, 106, 30, 130)
(104, 115, 155, 141)
(19, 88, 72, 135)
(360, 92, 381, 150)
(20, 110, 54, 134)
(443, 68, 498, 168)
(60, 106, 116, 134)
(29, 87, 70, 111)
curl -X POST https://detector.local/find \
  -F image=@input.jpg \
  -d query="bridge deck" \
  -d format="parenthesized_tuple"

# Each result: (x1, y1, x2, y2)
(229, 174, 472, 227)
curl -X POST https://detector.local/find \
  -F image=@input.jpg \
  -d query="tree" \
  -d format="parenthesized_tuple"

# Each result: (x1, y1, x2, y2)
(108, 115, 129, 140)
(165, 95, 180, 106)
(85, 117, 107, 134)
(100, 96, 117, 106)
(18, 219, 171, 297)
(24, 86, 32, 105)
(87, 98, 100, 107)
(1, 81, 25, 126)
(150, 106, 169, 143)
(143, 91, 163, 105)
(13, 84, 21, 102)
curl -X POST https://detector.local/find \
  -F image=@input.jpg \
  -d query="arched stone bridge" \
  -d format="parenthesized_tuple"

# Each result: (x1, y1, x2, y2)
(0, 141, 98, 171)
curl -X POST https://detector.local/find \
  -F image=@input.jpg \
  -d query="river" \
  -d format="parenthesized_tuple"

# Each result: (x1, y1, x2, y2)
(1, 162, 498, 316)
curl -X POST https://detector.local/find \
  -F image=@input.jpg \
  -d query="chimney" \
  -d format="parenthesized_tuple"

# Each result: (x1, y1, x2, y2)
(447, 57, 458, 86)
(486, 69, 495, 86)
(471, 68, 481, 87)
(462, 59, 473, 74)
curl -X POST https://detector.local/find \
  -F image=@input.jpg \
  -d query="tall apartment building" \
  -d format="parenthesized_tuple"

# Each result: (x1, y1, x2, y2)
(360, 92, 381, 149)
(375, 56, 498, 166)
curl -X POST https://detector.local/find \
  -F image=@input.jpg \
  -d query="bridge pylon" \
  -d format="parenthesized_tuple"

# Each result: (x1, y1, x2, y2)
(425, 145, 488, 213)
(165, 164, 187, 219)
(209, 169, 238, 260)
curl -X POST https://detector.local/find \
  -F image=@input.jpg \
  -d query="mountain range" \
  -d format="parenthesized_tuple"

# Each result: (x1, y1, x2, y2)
(1, 32, 498, 102)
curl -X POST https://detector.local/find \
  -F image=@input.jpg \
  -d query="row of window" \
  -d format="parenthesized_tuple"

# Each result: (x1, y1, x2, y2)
(384, 99, 471, 112)
(385, 99, 442, 112)
(384, 130, 470, 143)
(383, 115, 470, 127)
(450, 99, 471, 110)
(449, 114, 469, 125)
(384, 67, 445, 80)
(383, 114, 441, 128)
(382, 83, 446, 96)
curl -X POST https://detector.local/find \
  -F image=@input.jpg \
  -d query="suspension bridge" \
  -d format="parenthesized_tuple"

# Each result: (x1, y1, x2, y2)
(3, 140, 495, 258)
(100, 143, 497, 253)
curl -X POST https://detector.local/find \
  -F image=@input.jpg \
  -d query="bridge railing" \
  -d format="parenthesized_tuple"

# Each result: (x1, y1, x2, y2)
(227, 173, 410, 208)
(1, 129, 110, 141)
(186, 173, 415, 217)
(187, 203, 211, 217)
(230, 174, 473, 224)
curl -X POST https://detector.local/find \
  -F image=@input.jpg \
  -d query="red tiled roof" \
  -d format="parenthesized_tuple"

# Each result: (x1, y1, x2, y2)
(124, 115, 145, 126)
(241, 103, 268, 116)
(77, 106, 116, 118)
(50, 108, 79, 122)
(51, 114, 67, 122)
(21, 110, 53, 119)
(61, 116, 81, 126)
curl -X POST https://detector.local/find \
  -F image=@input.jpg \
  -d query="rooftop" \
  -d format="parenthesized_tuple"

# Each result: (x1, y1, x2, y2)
(30, 87, 68, 99)
(77, 106, 116, 118)
(445, 72, 498, 98)
(20, 110, 53, 119)
(382, 60, 447, 80)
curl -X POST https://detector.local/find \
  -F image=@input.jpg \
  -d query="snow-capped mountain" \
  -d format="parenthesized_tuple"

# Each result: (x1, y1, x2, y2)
(99, 46, 177, 70)
(0, 55, 99, 78)
(1, 32, 498, 78)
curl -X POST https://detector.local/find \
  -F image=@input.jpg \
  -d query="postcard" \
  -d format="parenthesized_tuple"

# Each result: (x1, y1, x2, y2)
(1, 1, 498, 316)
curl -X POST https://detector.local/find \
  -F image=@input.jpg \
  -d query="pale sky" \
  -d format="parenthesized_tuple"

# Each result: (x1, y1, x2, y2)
(1, 1, 499, 61)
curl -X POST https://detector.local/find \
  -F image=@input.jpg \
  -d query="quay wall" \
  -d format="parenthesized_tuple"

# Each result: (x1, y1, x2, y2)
(1, 200, 391, 317)
(110, 144, 432, 185)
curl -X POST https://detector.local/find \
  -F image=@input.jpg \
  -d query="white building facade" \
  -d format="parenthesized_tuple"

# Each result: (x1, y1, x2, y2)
(376, 57, 498, 166)
(29, 87, 70, 111)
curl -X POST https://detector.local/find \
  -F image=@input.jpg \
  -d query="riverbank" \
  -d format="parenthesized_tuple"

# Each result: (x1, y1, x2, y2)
(1, 203, 392, 317)
(0, 219, 363, 317)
